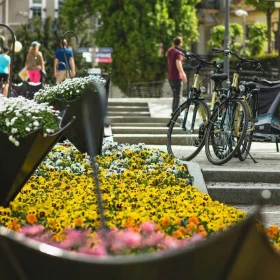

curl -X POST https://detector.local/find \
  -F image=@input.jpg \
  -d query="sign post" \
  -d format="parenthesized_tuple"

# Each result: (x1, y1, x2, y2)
(94, 47, 113, 64)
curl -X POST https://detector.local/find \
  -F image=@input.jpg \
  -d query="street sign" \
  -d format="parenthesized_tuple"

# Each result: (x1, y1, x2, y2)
(88, 68, 101, 77)
(18, 67, 29, 81)
(94, 53, 111, 58)
(94, 47, 113, 53)
(76, 47, 90, 53)
(95, 58, 112, 63)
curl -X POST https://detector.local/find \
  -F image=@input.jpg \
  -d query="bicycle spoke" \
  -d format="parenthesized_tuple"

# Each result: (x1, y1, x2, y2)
(167, 100, 210, 161)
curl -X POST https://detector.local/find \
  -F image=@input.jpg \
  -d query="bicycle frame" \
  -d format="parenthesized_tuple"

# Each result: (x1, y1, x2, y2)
(181, 73, 207, 131)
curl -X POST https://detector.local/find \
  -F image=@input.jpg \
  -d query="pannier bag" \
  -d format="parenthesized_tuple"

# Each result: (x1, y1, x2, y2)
(254, 83, 280, 141)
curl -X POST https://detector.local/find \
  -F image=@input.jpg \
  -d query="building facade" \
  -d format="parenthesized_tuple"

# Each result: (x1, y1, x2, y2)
(0, 0, 62, 29)
(195, 0, 280, 55)
(1, 0, 279, 57)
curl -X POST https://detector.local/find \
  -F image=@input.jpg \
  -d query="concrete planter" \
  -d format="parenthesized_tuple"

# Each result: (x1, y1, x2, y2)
(55, 81, 107, 156)
(0, 111, 73, 207)
(1, 210, 278, 279)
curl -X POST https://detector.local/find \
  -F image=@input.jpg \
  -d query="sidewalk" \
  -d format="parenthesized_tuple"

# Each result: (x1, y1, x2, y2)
(146, 98, 280, 171)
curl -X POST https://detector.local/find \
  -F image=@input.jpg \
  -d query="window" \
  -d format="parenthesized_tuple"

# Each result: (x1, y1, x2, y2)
(32, 7, 42, 18)
(30, 0, 43, 19)
(95, 13, 102, 28)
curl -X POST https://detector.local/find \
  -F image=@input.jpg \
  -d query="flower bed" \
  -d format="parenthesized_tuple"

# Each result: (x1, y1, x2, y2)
(34, 76, 106, 104)
(0, 95, 61, 146)
(0, 141, 279, 256)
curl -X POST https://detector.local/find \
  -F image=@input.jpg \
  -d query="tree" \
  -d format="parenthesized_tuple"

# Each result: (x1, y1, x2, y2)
(244, 0, 275, 53)
(247, 23, 268, 56)
(61, 0, 200, 94)
(208, 23, 243, 53)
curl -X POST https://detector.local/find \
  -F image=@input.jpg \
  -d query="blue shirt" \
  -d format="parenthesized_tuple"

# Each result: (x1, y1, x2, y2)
(55, 48, 74, 71)
(0, 54, 11, 74)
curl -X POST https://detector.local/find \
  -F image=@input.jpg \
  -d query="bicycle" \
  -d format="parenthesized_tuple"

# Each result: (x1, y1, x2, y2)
(224, 53, 265, 161)
(166, 47, 222, 161)
(204, 48, 250, 165)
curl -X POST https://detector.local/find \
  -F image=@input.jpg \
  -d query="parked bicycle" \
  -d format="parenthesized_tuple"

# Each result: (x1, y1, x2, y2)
(166, 47, 222, 161)
(221, 52, 266, 161)
(204, 48, 250, 165)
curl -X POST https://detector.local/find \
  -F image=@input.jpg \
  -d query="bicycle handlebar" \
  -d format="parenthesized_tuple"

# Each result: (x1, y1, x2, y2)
(212, 48, 265, 75)
(175, 46, 219, 69)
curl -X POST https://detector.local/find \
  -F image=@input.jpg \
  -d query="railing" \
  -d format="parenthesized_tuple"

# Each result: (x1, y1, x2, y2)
(127, 81, 164, 98)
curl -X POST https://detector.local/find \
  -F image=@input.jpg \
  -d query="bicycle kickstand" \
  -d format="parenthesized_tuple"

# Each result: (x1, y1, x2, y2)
(247, 150, 258, 163)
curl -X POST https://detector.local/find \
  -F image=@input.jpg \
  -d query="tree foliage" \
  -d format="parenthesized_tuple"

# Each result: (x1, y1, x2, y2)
(244, 0, 275, 53)
(208, 22, 268, 57)
(61, 0, 200, 94)
(247, 23, 267, 56)
(208, 23, 243, 53)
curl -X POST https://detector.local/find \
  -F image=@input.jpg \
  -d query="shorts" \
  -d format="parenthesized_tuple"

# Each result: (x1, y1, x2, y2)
(56, 70, 71, 83)
(0, 73, 8, 83)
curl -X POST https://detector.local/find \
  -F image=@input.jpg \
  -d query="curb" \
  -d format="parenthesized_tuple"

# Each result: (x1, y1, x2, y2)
(202, 169, 280, 184)
(207, 183, 280, 205)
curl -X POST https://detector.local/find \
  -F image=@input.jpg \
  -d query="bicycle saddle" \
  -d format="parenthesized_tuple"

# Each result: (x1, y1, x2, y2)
(210, 73, 228, 82)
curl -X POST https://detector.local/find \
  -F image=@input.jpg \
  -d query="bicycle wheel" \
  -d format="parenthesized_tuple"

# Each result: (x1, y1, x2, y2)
(237, 96, 256, 161)
(205, 98, 248, 165)
(167, 99, 210, 161)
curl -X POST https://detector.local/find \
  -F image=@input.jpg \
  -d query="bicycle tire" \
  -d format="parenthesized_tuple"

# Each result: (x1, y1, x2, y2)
(167, 99, 210, 161)
(237, 96, 255, 161)
(204, 98, 249, 165)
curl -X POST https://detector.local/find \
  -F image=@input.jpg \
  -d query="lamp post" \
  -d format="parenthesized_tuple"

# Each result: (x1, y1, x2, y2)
(0, 24, 22, 96)
(235, 9, 248, 55)
(224, 0, 230, 86)
(61, 30, 79, 79)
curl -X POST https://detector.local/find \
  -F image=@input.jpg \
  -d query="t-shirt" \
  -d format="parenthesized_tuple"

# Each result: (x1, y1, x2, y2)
(167, 48, 183, 80)
(0, 54, 11, 74)
(55, 48, 74, 71)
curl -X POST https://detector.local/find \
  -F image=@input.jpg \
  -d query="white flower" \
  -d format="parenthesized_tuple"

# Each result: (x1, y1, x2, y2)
(0, 96, 60, 146)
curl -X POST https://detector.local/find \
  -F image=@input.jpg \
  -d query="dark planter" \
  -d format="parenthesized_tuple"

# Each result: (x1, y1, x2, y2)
(1, 209, 278, 280)
(0, 112, 73, 207)
(55, 81, 107, 156)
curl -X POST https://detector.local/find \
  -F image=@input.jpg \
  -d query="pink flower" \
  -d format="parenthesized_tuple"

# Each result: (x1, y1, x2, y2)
(121, 229, 141, 248)
(140, 221, 156, 234)
(190, 234, 204, 243)
(92, 244, 108, 256)
(163, 236, 180, 249)
(21, 225, 44, 236)
(58, 229, 88, 249)
(141, 232, 165, 247)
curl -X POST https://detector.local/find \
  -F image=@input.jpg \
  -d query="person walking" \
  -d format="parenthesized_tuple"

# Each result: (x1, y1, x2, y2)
(166, 36, 187, 114)
(25, 41, 45, 83)
(54, 39, 76, 83)
(0, 46, 11, 97)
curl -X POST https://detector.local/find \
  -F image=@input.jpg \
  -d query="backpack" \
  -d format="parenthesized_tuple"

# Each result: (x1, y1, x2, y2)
(26, 51, 42, 70)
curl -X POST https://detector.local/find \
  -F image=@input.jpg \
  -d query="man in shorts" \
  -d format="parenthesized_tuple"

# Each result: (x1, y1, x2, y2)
(54, 39, 76, 83)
